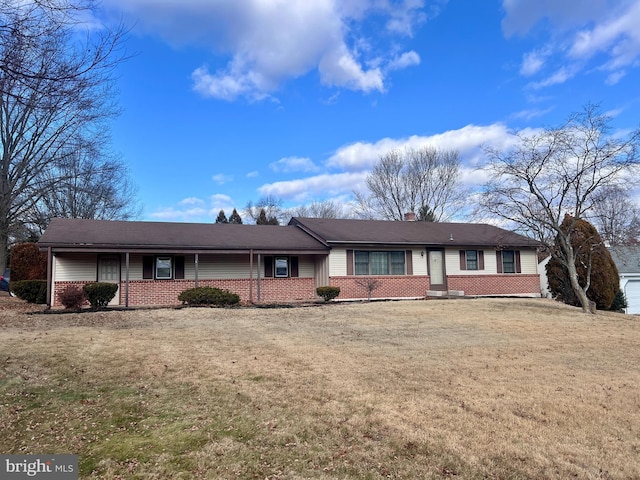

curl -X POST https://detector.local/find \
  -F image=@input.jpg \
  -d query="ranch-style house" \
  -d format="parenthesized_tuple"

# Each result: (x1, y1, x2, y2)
(38, 216, 541, 307)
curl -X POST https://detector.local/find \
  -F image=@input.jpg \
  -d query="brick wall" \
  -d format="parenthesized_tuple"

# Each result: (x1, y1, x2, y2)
(52, 277, 318, 307)
(447, 274, 541, 296)
(330, 276, 431, 300)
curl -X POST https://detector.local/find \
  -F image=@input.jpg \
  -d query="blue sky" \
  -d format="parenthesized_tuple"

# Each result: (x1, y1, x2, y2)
(96, 0, 640, 222)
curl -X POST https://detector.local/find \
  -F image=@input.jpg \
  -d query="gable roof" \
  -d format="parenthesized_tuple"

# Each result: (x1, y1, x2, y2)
(289, 217, 539, 248)
(609, 246, 640, 274)
(38, 218, 329, 254)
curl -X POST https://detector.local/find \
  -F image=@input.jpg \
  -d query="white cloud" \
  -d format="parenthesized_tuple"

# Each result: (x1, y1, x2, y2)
(178, 197, 205, 207)
(246, 171, 259, 178)
(103, 0, 426, 101)
(150, 194, 236, 222)
(270, 156, 320, 173)
(212, 173, 233, 184)
(258, 172, 368, 202)
(511, 107, 554, 121)
(520, 51, 545, 76)
(327, 124, 520, 172)
(388, 50, 421, 71)
(505, 1, 640, 88)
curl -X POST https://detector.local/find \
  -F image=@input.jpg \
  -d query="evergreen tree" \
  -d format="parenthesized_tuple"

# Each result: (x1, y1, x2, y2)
(256, 208, 269, 225)
(215, 210, 228, 224)
(546, 216, 620, 310)
(229, 208, 243, 224)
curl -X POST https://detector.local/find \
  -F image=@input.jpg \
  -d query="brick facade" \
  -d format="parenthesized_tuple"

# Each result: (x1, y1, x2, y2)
(446, 274, 541, 296)
(52, 278, 318, 307)
(330, 275, 431, 300)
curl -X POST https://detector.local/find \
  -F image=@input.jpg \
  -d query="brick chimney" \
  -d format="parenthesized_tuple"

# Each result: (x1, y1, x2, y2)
(404, 212, 416, 221)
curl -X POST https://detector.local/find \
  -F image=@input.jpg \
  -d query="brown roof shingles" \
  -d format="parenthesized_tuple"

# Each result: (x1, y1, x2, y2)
(38, 218, 329, 253)
(290, 217, 540, 248)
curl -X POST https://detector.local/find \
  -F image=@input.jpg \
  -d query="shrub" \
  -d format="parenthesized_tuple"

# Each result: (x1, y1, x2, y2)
(83, 282, 118, 309)
(178, 286, 240, 306)
(316, 286, 340, 302)
(609, 289, 627, 312)
(57, 285, 86, 310)
(12, 280, 47, 304)
(10, 243, 47, 281)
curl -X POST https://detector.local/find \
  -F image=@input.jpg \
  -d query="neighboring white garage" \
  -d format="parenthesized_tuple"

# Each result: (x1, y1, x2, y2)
(623, 279, 640, 314)
(609, 246, 640, 315)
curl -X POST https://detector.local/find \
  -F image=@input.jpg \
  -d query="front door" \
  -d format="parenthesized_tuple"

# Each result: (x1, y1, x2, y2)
(98, 255, 120, 305)
(428, 250, 446, 290)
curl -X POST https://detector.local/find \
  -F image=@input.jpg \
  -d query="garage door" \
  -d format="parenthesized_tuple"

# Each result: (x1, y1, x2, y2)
(624, 280, 640, 314)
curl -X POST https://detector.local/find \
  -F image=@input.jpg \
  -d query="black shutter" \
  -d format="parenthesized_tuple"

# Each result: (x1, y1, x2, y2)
(515, 251, 522, 273)
(346, 250, 354, 275)
(405, 250, 413, 275)
(459, 250, 467, 270)
(264, 256, 273, 277)
(290, 256, 299, 277)
(478, 251, 485, 270)
(175, 256, 185, 279)
(143, 256, 153, 279)
(496, 251, 503, 274)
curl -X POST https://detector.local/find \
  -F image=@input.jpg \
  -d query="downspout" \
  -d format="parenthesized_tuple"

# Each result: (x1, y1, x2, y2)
(46, 247, 52, 308)
(257, 254, 261, 302)
(195, 253, 199, 288)
(249, 249, 253, 303)
(125, 252, 130, 307)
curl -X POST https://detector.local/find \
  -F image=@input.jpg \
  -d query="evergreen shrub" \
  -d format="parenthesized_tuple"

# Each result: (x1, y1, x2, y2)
(178, 286, 240, 306)
(12, 280, 47, 304)
(316, 286, 340, 302)
(83, 282, 118, 309)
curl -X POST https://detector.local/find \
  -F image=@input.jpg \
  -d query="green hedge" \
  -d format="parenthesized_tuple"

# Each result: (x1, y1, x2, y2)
(178, 286, 240, 306)
(12, 280, 47, 304)
(83, 282, 118, 309)
(316, 286, 340, 302)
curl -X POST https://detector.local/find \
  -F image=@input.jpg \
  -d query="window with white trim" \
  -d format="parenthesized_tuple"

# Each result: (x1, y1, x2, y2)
(155, 257, 173, 279)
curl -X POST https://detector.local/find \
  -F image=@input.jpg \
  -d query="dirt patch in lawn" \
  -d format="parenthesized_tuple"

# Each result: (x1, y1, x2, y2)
(1, 297, 639, 479)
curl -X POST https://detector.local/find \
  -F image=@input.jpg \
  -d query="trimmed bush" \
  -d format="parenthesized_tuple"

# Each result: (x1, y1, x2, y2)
(12, 280, 47, 304)
(178, 286, 240, 306)
(57, 284, 86, 310)
(316, 286, 340, 302)
(83, 282, 118, 309)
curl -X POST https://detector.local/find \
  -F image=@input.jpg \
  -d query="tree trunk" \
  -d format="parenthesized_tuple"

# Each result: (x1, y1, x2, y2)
(566, 257, 597, 314)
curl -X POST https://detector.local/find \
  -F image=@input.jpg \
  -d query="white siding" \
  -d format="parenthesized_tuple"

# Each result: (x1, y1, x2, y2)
(446, 248, 538, 275)
(519, 249, 538, 274)
(412, 250, 428, 275)
(54, 254, 97, 281)
(329, 248, 348, 276)
(298, 257, 315, 278)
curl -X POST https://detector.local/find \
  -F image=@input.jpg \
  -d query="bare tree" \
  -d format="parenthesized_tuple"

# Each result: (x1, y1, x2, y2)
(478, 104, 640, 313)
(355, 277, 380, 301)
(24, 151, 139, 236)
(288, 200, 343, 219)
(355, 146, 467, 221)
(0, 0, 128, 272)
(588, 185, 640, 246)
(244, 195, 283, 224)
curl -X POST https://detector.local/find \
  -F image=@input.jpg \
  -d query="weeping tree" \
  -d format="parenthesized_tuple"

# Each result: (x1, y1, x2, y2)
(479, 104, 640, 313)
(354, 146, 467, 221)
(546, 216, 620, 310)
(0, 0, 128, 272)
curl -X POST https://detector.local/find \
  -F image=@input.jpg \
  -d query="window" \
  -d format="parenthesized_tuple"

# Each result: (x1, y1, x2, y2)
(264, 256, 299, 278)
(275, 257, 288, 277)
(156, 257, 173, 279)
(354, 251, 405, 275)
(466, 250, 478, 270)
(502, 250, 516, 273)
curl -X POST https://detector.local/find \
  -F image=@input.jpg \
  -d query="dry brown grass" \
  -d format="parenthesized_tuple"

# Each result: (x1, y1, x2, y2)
(1, 297, 639, 479)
